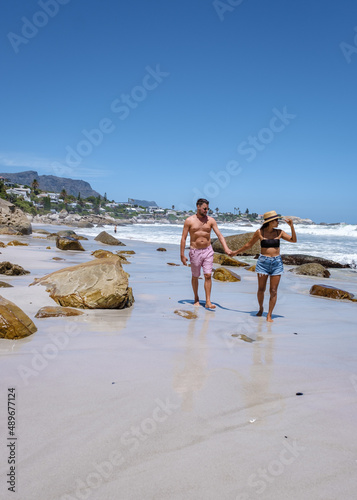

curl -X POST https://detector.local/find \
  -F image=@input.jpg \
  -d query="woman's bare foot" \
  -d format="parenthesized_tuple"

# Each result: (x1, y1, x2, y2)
(205, 302, 216, 309)
(266, 314, 274, 322)
(193, 298, 200, 306)
(256, 308, 263, 317)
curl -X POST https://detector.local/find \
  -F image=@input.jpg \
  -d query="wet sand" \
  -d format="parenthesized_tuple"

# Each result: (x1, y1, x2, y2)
(1, 226, 357, 500)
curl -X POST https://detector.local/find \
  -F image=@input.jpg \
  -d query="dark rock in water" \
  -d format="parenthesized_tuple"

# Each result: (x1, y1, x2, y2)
(77, 221, 94, 228)
(281, 254, 349, 268)
(118, 250, 135, 255)
(213, 267, 241, 282)
(212, 233, 260, 256)
(0, 261, 30, 275)
(52, 257, 65, 261)
(290, 263, 330, 278)
(0, 296, 37, 339)
(94, 231, 125, 246)
(56, 230, 87, 241)
(35, 306, 84, 318)
(36, 229, 51, 235)
(310, 284, 356, 301)
(56, 236, 85, 251)
(157, 247, 167, 251)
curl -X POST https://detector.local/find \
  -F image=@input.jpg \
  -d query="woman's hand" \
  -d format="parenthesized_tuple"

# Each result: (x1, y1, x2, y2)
(283, 217, 294, 227)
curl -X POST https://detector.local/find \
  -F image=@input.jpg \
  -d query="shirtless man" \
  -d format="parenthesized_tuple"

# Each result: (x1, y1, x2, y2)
(180, 198, 232, 309)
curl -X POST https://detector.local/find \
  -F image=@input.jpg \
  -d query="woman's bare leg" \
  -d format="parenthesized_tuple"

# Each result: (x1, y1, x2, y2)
(257, 274, 268, 316)
(267, 275, 281, 322)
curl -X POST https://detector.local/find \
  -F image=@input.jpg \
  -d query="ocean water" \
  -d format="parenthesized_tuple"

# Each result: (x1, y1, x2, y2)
(62, 221, 357, 267)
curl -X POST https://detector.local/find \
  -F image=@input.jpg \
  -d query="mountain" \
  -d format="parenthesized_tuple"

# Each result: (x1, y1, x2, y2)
(128, 198, 158, 208)
(0, 170, 101, 198)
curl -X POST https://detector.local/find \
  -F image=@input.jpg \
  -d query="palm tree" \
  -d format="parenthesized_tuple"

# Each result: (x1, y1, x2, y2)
(31, 179, 39, 194)
(60, 188, 67, 201)
(215, 207, 219, 214)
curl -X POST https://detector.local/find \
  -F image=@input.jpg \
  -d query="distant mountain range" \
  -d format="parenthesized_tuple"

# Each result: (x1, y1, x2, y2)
(0, 170, 101, 198)
(128, 198, 158, 208)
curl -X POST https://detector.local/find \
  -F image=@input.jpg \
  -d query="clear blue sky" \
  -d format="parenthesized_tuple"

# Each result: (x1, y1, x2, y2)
(1, 0, 357, 223)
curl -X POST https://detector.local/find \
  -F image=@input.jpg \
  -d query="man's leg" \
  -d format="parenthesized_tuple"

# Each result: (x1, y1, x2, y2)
(257, 274, 268, 316)
(192, 276, 200, 305)
(204, 274, 216, 309)
(267, 275, 281, 322)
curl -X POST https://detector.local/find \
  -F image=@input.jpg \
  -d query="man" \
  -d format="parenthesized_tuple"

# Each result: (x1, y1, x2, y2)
(180, 198, 232, 309)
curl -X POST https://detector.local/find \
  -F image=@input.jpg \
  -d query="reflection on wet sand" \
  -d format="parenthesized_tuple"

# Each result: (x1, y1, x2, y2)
(243, 323, 285, 424)
(172, 310, 212, 411)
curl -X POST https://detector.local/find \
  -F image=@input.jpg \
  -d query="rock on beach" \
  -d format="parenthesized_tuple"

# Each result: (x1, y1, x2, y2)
(31, 257, 134, 309)
(212, 233, 260, 256)
(94, 231, 125, 246)
(0, 295, 37, 339)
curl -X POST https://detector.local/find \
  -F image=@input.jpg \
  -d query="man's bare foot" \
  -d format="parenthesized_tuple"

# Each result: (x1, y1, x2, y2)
(256, 308, 263, 317)
(193, 298, 200, 306)
(266, 315, 274, 322)
(205, 302, 216, 309)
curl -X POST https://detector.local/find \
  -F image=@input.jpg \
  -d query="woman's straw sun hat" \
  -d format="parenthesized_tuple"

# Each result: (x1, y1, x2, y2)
(263, 210, 280, 223)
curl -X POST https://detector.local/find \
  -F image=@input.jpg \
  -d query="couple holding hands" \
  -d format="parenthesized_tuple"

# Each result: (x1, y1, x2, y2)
(180, 199, 296, 322)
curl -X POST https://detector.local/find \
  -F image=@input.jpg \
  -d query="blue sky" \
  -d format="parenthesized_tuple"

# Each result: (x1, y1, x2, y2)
(1, 0, 357, 223)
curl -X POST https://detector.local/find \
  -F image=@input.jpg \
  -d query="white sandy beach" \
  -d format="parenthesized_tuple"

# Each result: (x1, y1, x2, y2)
(1, 227, 357, 500)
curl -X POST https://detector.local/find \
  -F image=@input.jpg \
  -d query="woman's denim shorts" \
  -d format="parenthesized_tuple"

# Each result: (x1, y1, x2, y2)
(256, 255, 284, 276)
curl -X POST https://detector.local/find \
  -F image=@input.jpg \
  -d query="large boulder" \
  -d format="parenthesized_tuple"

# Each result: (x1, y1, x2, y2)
(212, 233, 260, 256)
(213, 268, 241, 282)
(310, 285, 356, 301)
(94, 231, 125, 246)
(0, 261, 30, 275)
(56, 236, 85, 251)
(0, 199, 32, 235)
(31, 257, 134, 309)
(0, 296, 37, 339)
(213, 253, 248, 267)
(281, 254, 349, 268)
(290, 263, 330, 278)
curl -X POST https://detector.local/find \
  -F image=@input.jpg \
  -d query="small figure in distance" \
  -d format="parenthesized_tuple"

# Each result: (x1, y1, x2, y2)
(231, 210, 297, 322)
(180, 198, 233, 309)
(114, 225, 117, 234)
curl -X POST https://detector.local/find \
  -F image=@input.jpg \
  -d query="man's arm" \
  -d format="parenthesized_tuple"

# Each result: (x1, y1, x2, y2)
(180, 219, 190, 265)
(211, 219, 232, 255)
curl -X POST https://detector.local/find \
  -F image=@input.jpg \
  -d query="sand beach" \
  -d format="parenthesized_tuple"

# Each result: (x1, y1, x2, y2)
(1, 225, 357, 500)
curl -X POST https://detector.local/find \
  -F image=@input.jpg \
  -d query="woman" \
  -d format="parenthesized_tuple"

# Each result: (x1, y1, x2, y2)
(231, 211, 297, 322)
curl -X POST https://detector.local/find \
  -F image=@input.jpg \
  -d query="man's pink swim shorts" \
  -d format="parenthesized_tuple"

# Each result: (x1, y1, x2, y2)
(189, 245, 214, 277)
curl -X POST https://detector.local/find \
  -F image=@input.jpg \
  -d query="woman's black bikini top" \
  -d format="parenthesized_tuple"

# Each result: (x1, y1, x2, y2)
(260, 229, 281, 248)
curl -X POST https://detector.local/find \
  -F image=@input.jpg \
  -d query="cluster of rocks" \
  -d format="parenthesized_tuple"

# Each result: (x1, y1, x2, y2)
(0, 229, 135, 339)
(0, 199, 32, 235)
(29, 210, 133, 228)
